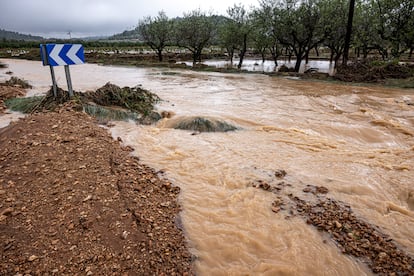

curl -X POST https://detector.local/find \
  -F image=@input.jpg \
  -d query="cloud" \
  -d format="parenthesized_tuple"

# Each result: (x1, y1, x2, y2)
(0, 0, 259, 38)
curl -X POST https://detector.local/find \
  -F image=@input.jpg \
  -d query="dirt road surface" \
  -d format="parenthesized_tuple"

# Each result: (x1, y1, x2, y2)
(0, 106, 194, 275)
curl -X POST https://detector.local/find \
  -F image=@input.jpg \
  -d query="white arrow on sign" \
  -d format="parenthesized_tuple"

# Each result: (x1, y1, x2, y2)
(49, 44, 66, 66)
(66, 44, 83, 64)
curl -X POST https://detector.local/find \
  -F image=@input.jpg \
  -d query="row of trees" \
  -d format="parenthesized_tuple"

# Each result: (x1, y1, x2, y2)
(137, 0, 414, 72)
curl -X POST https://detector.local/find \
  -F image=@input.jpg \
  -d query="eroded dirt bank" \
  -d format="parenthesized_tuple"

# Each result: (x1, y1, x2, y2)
(0, 107, 194, 275)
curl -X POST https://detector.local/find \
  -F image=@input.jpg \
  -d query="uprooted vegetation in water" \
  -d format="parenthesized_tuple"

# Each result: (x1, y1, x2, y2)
(3, 82, 241, 131)
(5, 83, 162, 123)
(82, 83, 160, 115)
(3, 76, 32, 89)
(163, 116, 239, 133)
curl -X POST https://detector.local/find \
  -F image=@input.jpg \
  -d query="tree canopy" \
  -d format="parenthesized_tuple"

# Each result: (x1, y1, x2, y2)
(3, 0, 413, 72)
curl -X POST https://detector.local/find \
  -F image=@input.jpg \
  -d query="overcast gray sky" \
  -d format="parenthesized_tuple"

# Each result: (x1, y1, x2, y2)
(0, 0, 260, 38)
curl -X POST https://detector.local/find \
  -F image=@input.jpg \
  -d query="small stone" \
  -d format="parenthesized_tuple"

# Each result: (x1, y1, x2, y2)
(271, 206, 281, 213)
(334, 221, 342, 229)
(275, 169, 287, 178)
(160, 201, 170, 207)
(51, 239, 59, 245)
(121, 231, 129, 240)
(303, 187, 312, 193)
(1, 207, 14, 216)
(83, 195, 92, 202)
(28, 255, 38, 262)
(378, 252, 388, 259)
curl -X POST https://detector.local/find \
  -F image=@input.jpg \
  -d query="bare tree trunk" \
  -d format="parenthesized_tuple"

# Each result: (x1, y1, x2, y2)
(330, 50, 334, 63)
(294, 51, 304, 72)
(157, 49, 163, 62)
(342, 0, 355, 65)
(238, 34, 247, 69)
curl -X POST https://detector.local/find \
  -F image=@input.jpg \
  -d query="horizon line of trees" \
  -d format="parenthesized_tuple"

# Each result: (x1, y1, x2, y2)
(1, 0, 413, 73)
(136, 0, 414, 72)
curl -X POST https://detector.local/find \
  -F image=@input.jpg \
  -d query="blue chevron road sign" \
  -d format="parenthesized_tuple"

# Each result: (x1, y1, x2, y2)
(40, 44, 85, 97)
(40, 44, 85, 66)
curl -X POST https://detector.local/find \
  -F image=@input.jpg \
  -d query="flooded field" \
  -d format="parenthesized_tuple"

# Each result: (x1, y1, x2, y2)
(1, 59, 414, 275)
(181, 58, 334, 74)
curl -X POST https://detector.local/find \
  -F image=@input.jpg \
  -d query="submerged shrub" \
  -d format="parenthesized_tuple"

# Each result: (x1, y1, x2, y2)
(166, 116, 239, 132)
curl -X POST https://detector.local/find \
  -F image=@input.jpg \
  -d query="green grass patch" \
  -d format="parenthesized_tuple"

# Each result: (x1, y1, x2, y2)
(83, 104, 138, 122)
(384, 77, 414, 88)
(5, 96, 44, 113)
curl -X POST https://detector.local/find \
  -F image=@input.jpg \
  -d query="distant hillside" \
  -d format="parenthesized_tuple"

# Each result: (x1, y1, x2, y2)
(109, 29, 142, 40)
(0, 29, 43, 41)
(110, 15, 229, 41)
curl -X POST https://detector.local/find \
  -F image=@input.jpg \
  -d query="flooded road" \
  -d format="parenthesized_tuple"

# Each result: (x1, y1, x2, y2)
(1, 59, 414, 275)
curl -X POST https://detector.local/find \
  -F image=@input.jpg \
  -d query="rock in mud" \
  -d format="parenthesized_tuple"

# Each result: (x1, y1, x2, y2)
(274, 169, 287, 178)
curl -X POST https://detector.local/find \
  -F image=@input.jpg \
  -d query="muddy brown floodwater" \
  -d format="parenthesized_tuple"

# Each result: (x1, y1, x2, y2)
(1, 59, 414, 275)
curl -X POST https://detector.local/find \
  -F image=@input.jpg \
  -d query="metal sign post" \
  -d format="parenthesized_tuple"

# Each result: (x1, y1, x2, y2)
(49, 65, 58, 97)
(64, 65, 74, 97)
(40, 44, 85, 98)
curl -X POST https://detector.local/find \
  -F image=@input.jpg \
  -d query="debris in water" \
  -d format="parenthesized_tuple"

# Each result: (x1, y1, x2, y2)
(275, 169, 287, 178)
(253, 173, 414, 275)
(82, 82, 161, 116)
(4, 82, 163, 124)
(4, 76, 32, 89)
(292, 196, 414, 275)
(165, 116, 239, 132)
(302, 184, 329, 195)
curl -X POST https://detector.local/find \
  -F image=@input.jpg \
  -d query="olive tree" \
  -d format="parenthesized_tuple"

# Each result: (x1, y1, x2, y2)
(219, 17, 239, 64)
(404, 10, 414, 58)
(174, 9, 216, 64)
(369, 0, 414, 59)
(262, 0, 325, 72)
(320, 0, 348, 67)
(251, 3, 283, 66)
(226, 4, 252, 69)
(137, 11, 173, 62)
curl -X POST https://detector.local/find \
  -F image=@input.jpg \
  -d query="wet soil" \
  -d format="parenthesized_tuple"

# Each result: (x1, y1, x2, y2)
(0, 106, 194, 275)
(253, 174, 414, 275)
